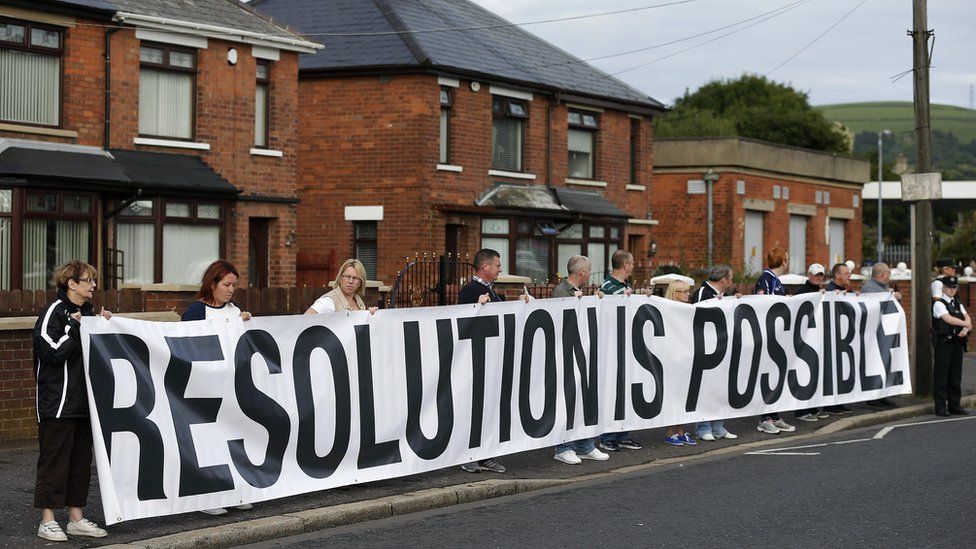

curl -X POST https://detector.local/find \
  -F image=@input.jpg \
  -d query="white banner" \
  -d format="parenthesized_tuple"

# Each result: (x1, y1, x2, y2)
(81, 293, 910, 523)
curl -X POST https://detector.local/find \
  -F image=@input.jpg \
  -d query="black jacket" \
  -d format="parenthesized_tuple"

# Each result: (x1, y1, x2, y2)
(691, 281, 720, 304)
(458, 279, 503, 305)
(33, 289, 93, 421)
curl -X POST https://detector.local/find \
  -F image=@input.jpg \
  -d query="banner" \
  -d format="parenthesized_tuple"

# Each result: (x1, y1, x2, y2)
(81, 293, 909, 523)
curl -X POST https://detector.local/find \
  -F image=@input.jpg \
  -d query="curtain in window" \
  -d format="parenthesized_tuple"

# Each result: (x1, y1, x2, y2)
(568, 129, 593, 178)
(117, 223, 155, 284)
(23, 219, 46, 290)
(22, 219, 89, 290)
(163, 225, 218, 284)
(55, 220, 89, 270)
(556, 243, 581, 280)
(140, 68, 192, 138)
(480, 237, 509, 275)
(0, 49, 59, 125)
(516, 238, 549, 282)
(0, 218, 10, 290)
(587, 243, 606, 285)
(492, 118, 522, 171)
(439, 108, 449, 163)
(255, 83, 268, 147)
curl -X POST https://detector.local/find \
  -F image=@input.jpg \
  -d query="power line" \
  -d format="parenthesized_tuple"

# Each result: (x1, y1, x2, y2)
(766, 0, 870, 76)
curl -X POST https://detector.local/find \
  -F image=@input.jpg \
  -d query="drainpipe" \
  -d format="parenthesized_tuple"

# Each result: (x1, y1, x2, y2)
(548, 92, 561, 207)
(704, 168, 719, 268)
(104, 25, 121, 150)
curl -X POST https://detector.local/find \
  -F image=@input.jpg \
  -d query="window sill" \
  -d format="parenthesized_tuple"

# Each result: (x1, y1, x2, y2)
(134, 137, 211, 151)
(626, 184, 646, 191)
(250, 148, 283, 157)
(121, 283, 200, 292)
(0, 122, 78, 138)
(489, 169, 536, 180)
(566, 178, 607, 188)
(628, 218, 659, 226)
(437, 164, 464, 173)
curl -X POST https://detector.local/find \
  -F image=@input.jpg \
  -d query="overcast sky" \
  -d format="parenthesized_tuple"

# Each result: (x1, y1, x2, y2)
(468, 0, 975, 108)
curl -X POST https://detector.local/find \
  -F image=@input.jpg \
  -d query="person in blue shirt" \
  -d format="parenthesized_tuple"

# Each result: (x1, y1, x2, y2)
(753, 248, 796, 435)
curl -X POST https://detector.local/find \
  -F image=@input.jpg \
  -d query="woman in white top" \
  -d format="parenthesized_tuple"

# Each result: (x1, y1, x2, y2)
(306, 259, 378, 314)
(181, 259, 252, 516)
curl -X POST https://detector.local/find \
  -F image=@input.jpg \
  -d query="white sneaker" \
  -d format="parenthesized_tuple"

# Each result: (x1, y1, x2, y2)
(757, 419, 780, 434)
(772, 418, 796, 432)
(554, 449, 582, 464)
(38, 521, 67, 542)
(200, 508, 228, 516)
(719, 432, 738, 440)
(65, 518, 107, 538)
(699, 433, 716, 442)
(233, 504, 253, 510)
(578, 448, 609, 461)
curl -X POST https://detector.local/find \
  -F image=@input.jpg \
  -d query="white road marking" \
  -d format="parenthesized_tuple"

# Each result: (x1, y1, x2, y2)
(746, 415, 976, 456)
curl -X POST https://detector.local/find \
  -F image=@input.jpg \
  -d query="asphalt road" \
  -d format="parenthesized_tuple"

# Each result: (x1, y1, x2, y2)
(244, 415, 976, 549)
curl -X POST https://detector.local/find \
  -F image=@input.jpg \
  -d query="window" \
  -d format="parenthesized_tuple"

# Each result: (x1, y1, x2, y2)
(492, 96, 527, 172)
(629, 118, 640, 185)
(255, 61, 270, 147)
(115, 198, 224, 285)
(354, 221, 377, 280)
(567, 109, 598, 179)
(439, 87, 451, 164)
(139, 43, 195, 139)
(481, 217, 622, 283)
(0, 18, 62, 126)
(22, 191, 95, 290)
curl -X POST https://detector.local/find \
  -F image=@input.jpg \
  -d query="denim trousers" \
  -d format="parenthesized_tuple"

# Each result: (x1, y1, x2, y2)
(694, 420, 727, 438)
(554, 438, 596, 455)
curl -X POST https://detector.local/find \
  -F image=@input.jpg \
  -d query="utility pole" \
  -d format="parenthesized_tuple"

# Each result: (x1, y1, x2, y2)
(909, 0, 934, 396)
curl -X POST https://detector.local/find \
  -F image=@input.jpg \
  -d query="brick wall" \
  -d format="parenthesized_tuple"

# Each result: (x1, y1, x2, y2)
(651, 171, 863, 274)
(295, 74, 656, 285)
(0, 328, 37, 440)
(0, 8, 301, 287)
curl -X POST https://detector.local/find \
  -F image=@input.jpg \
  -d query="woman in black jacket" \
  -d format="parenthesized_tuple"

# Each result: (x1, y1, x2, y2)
(33, 261, 111, 542)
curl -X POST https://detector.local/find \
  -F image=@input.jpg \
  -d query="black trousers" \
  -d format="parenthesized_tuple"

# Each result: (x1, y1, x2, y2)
(34, 417, 93, 509)
(933, 340, 964, 412)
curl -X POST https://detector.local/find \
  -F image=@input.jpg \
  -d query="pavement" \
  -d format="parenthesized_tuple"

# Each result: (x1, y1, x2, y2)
(4, 357, 975, 549)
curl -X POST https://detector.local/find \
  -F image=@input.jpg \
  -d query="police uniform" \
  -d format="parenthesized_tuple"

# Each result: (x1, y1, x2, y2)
(931, 276, 969, 416)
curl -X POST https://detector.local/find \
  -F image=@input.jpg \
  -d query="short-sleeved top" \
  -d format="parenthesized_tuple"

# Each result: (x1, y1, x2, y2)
(309, 295, 339, 314)
(754, 269, 785, 296)
(182, 300, 242, 322)
(933, 295, 966, 319)
(600, 275, 630, 295)
(691, 281, 720, 303)
(931, 278, 943, 299)
(552, 279, 579, 298)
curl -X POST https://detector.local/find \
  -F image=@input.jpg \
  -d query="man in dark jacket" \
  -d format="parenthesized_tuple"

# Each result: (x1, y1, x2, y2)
(823, 263, 854, 414)
(33, 261, 111, 541)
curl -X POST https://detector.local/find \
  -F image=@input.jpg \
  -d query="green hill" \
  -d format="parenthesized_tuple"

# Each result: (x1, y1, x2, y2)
(816, 101, 976, 143)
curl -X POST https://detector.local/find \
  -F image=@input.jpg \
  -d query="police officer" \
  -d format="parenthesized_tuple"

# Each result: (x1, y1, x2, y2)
(931, 275, 971, 416)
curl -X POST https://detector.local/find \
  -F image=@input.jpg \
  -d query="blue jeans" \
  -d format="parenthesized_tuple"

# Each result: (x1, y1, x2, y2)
(554, 438, 596, 455)
(695, 421, 728, 438)
(600, 432, 629, 444)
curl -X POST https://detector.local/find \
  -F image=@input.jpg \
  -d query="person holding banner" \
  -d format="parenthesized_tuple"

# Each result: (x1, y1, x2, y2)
(754, 248, 796, 435)
(457, 249, 508, 473)
(305, 259, 378, 315)
(181, 260, 254, 515)
(598, 250, 643, 452)
(691, 265, 738, 442)
(552, 255, 610, 464)
(932, 276, 971, 417)
(823, 263, 854, 415)
(33, 261, 112, 541)
(793, 264, 829, 423)
(662, 280, 697, 447)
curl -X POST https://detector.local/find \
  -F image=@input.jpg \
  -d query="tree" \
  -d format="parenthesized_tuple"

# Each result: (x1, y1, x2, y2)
(657, 74, 849, 153)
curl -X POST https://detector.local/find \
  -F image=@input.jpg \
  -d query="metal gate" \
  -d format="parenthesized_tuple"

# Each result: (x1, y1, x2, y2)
(389, 253, 475, 308)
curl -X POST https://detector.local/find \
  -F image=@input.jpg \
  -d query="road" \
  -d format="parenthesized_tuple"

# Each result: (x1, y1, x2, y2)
(244, 415, 976, 549)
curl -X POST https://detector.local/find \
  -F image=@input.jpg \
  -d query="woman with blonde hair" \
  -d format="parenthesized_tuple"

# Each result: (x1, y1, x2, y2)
(33, 261, 112, 541)
(661, 280, 697, 447)
(306, 259, 377, 314)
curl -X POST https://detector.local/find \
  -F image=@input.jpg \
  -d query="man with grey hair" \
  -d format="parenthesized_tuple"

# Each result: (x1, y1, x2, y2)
(551, 256, 610, 464)
(862, 262, 901, 408)
(691, 265, 734, 303)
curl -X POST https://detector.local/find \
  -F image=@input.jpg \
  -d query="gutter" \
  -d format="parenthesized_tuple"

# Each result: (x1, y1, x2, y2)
(113, 12, 323, 52)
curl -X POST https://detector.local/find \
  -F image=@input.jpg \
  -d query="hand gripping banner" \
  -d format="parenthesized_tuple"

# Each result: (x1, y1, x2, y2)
(81, 293, 909, 523)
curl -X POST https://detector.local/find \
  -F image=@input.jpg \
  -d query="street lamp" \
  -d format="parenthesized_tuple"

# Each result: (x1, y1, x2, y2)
(704, 168, 720, 267)
(877, 129, 892, 263)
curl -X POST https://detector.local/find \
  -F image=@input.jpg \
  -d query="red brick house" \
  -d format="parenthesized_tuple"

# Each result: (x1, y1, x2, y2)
(253, 0, 666, 285)
(0, 0, 319, 291)
(652, 138, 870, 275)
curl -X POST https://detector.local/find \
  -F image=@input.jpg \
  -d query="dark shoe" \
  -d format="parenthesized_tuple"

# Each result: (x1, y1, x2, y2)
(599, 440, 621, 452)
(948, 407, 969, 415)
(618, 438, 642, 450)
(935, 409, 951, 417)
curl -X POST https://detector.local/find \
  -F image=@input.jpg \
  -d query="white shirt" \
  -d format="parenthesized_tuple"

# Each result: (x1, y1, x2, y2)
(933, 295, 966, 319)
(931, 279, 943, 299)
(309, 295, 338, 314)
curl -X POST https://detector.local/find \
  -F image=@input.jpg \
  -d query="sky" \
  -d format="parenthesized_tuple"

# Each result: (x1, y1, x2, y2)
(467, 0, 975, 108)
